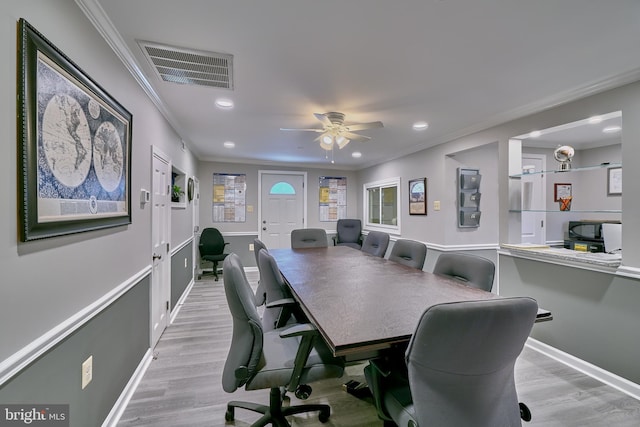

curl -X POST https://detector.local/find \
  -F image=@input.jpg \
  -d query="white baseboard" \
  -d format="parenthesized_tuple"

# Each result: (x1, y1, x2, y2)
(170, 278, 195, 324)
(526, 337, 640, 401)
(101, 348, 153, 427)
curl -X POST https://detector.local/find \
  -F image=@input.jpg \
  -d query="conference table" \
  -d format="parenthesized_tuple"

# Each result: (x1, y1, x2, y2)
(269, 246, 502, 359)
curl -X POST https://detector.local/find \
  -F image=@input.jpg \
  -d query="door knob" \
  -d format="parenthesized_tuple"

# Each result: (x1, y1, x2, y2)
(153, 253, 162, 261)
(262, 227, 267, 231)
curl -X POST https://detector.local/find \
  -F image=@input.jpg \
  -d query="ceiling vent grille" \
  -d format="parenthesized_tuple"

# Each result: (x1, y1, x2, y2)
(139, 41, 234, 90)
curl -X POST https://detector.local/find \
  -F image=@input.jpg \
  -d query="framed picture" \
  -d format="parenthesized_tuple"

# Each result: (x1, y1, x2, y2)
(18, 19, 132, 241)
(409, 178, 427, 215)
(554, 183, 572, 202)
(608, 166, 622, 195)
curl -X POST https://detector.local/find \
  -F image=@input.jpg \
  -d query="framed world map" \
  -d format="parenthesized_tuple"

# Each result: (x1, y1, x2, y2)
(18, 19, 132, 241)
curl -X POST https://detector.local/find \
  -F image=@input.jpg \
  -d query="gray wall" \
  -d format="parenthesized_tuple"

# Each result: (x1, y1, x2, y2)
(171, 241, 194, 308)
(1, 1, 196, 425)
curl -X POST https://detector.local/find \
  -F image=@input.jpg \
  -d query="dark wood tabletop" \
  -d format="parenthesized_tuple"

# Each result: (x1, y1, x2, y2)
(270, 246, 500, 358)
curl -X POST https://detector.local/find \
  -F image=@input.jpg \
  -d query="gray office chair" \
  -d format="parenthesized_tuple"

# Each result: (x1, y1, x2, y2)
(361, 231, 390, 258)
(433, 252, 496, 292)
(365, 297, 538, 427)
(291, 228, 328, 248)
(221, 254, 344, 426)
(258, 248, 298, 332)
(388, 239, 427, 270)
(332, 219, 363, 249)
(253, 238, 268, 306)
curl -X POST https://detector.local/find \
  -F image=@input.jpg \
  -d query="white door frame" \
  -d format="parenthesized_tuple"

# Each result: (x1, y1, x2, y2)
(150, 146, 171, 347)
(192, 176, 200, 277)
(258, 170, 308, 243)
(521, 153, 547, 244)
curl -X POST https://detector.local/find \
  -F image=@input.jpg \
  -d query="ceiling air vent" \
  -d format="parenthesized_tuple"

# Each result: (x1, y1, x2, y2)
(139, 41, 234, 90)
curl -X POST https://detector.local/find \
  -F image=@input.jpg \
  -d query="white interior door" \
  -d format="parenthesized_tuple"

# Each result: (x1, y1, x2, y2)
(260, 172, 305, 249)
(151, 148, 171, 347)
(521, 154, 546, 244)
(192, 177, 200, 277)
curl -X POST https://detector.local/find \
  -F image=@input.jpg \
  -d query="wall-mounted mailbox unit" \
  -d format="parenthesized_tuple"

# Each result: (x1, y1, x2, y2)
(458, 168, 481, 228)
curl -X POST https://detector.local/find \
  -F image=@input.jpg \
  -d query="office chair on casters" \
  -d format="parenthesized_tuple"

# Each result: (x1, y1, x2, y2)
(332, 219, 363, 249)
(258, 248, 299, 332)
(291, 228, 328, 248)
(433, 252, 496, 292)
(389, 239, 427, 270)
(221, 254, 344, 426)
(364, 297, 538, 427)
(198, 228, 229, 281)
(361, 231, 390, 258)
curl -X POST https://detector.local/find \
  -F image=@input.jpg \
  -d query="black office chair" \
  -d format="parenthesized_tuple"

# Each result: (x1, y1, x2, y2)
(433, 252, 496, 292)
(389, 239, 427, 270)
(332, 219, 363, 249)
(291, 228, 328, 248)
(258, 248, 299, 332)
(198, 228, 229, 281)
(365, 297, 538, 427)
(221, 254, 345, 426)
(361, 231, 390, 258)
(253, 238, 268, 306)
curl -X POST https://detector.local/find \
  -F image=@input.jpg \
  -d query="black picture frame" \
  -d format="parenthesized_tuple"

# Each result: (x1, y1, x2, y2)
(18, 19, 132, 241)
(408, 178, 427, 215)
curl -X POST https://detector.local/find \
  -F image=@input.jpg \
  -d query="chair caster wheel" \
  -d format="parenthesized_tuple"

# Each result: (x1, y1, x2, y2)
(225, 407, 234, 421)
(318, 408, 330, 423)
(295, 384, 312, 400)
(519, 402, 531, 422)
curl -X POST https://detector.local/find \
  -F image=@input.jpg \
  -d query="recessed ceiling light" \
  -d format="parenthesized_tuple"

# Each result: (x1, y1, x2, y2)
(223, 141, 235, 148)
(352, 151, 362, 158)
(602, 126, 621, 133)
(529, 130, 541, 138)
(412, 121, 429, 131)
(215, 98, 234, 109)
(588, 116, 603, 124)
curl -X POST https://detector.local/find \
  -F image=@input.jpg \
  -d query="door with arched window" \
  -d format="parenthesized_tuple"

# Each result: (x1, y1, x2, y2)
(259, 172, 306, 248)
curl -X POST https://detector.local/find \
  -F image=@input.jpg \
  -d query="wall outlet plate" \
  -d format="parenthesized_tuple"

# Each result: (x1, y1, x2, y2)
(82, 355, 93, 389)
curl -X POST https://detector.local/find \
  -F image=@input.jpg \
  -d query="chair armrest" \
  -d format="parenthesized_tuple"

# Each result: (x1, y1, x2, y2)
(279, 323, 319, 392)
(368, 358, 392, 378)
(266, 298, 297, 309)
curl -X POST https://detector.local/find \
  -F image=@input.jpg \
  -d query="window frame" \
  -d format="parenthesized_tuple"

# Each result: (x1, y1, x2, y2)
(363, 177, 401, 234)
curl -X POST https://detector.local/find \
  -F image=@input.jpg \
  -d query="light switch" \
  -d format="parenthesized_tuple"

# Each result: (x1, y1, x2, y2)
(433, 200, 441, 211)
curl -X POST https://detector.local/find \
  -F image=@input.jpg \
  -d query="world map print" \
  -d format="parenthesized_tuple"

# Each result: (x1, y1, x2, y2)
(36, 52, 128, 218)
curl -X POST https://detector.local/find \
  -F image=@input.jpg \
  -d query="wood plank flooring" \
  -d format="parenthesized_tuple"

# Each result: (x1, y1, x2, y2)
(117, 272, 640, 426)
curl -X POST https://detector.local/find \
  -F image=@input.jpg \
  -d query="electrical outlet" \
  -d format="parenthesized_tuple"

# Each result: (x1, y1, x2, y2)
(249, 243, 254, 251)
(433, 200, 441, 211)
(82, 355, 93, 389)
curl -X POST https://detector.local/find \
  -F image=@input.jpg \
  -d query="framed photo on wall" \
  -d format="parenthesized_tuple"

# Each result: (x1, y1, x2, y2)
(554, 183, 572, 202)
(607, 166, 622, 195)
(408, 178, 427, 215)
(17, 19, 132, 241)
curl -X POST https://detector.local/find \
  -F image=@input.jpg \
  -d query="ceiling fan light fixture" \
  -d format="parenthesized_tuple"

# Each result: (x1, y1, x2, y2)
(336, 135, 350, 149)
(320, 134, 334, 150)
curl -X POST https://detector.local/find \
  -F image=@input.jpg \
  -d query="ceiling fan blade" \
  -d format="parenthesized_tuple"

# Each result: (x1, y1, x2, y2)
(314, 113, 333, 127)
(345, 121, 384, 131)
(342, 132, 371, 142)
(280, 128, 325, 132)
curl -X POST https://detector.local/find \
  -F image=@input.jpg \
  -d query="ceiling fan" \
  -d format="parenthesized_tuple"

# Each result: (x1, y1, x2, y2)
(280, 112, 383, 150)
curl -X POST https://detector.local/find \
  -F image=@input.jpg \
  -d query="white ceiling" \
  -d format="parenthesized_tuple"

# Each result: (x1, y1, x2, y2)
(78, 0, 640, 170)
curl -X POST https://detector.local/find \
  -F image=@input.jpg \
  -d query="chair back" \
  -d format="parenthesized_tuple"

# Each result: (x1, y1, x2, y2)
(253, 239, 268, 305)
(291, 228, 328, 248)
(433, 252, 496, 292)
(199, 228, 227, 256)
(335, 219, 362, 247)
(361, 231, 390, 258)
(221, 254, 264, 393)
(406, 297, 538, 427)
(258, 249, 290, 331)
(389, 239, 427, 270)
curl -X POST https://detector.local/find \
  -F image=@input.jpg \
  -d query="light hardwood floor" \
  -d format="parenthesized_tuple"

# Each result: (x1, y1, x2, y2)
(117, 272, 640, 426)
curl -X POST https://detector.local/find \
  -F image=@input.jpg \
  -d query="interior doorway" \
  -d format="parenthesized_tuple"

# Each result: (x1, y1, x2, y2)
(150, 147, 171, 347)
(259, 171, 307, 249)
(521, 154, 546, 244)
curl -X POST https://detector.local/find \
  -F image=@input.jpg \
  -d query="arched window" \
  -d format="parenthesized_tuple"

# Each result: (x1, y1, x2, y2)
(270, 181, 296, 195)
